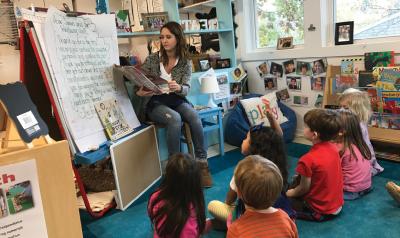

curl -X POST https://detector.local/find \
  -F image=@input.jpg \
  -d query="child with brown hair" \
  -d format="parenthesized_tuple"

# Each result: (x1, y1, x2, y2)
(287, 109, 344, 221)
(338, 88, 384, 175)
(337, 109, 373, 200)
(227, 155, 298, 238)
(147, 153, 206, 237)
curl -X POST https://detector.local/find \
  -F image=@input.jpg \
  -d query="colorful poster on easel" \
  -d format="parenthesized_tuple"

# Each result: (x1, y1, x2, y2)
(0, 160, 48, 238)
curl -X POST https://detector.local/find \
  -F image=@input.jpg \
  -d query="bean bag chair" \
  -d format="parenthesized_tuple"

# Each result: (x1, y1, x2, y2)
(225, 94, 297, 147)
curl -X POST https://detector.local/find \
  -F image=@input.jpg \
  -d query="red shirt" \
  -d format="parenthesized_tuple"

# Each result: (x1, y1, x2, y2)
(296, 142, 344, 214)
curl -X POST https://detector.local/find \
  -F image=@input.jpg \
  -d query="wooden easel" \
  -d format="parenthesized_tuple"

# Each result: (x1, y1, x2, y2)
(0, 102, 83, 237)
(0, 101, 52, 154)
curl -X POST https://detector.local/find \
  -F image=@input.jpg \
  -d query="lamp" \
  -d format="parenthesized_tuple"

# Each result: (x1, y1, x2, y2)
(200, 73, 220, 108)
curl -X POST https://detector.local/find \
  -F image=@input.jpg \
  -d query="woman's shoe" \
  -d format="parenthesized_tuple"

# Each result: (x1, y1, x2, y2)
(197, 161, 213, 188)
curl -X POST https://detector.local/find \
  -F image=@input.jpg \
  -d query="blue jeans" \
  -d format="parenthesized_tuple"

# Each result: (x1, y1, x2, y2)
(147, 103, 207, 160)
(344, 187, 373, 200)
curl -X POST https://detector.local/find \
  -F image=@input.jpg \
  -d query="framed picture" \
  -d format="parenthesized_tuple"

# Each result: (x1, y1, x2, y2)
(216, 58, 231, 69)
(277, 36, 294, 50)
(199, 59, 211, 71)
(190, 54, 209, 72)
(141, 12, 169, 32)
(335, 21, 354, 45)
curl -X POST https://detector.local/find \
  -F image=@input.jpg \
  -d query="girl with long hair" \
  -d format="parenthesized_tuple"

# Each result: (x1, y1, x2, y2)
(148, 153, 206, 237)
(337, 109, 372, 200)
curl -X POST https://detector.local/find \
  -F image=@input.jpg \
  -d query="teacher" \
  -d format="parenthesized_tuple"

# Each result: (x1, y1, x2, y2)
(135, 21, 212, 187)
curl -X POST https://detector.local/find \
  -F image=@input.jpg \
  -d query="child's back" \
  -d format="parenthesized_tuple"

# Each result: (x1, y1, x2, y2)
(148, 153, 205, 238)
(341, 144, 371, 193)
(227, 155, 298, 238)
(228, 209, 297, 238)
(298, 141, 343, 214)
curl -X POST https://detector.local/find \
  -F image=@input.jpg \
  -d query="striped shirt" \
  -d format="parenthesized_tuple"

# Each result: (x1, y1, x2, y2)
(227, 209, 298, 238)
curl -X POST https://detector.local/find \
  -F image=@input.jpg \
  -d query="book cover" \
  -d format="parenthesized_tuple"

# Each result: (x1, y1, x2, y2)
(335, 75, 358, 93)
(358, 71, 375, 87)
(364, 51, 395, 71)
(115, 65, 169, 94)
(95, 99, 133, 141)
(115, 10, 132, 33)
(367, 88, 381, 112)
(381, 91, 400, 114)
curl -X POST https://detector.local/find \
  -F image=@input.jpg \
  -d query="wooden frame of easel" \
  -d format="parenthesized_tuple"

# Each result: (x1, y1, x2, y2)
(0, 102, 82, 237)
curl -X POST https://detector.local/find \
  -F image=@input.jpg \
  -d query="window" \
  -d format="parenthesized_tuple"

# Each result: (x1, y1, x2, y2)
(255, 0, 304, 48)
(335, 0, 400, 40)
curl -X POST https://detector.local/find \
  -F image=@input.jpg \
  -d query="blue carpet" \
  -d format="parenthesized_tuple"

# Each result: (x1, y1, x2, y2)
(80, 143, 400, 238)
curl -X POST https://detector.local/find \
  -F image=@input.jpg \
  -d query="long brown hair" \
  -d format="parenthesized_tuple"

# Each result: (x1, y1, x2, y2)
(337, 109, 371, 160)
(159, 21, 188, 66)
(148, 153, 205, 237)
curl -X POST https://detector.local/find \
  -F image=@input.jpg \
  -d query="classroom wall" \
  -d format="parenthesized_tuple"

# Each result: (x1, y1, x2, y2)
(0, 45, 19, 84)
(235, 1, 400, 138)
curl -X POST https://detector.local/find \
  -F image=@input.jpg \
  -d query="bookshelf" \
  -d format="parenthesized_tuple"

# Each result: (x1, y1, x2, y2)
(324, 65, 400, 162)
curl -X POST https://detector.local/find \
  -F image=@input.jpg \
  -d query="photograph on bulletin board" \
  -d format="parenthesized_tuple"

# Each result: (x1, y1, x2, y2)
(287, 76, 301, 90)
(270, 62, 283, 77)
(264, 77, 277, 91)
(296, 61, 312, 76)
(257, 62, 269, 77)
(283, 60, 296, 75)
(311, 77, 325, 91)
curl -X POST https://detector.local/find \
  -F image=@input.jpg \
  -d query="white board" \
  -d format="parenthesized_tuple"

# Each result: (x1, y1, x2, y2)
(110, 125, 161, 210)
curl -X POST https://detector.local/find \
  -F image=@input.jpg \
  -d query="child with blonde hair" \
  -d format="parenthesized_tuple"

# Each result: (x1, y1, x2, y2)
(338, 88, 384, 175)
(337, 109, 372, 200)
(227, 155, 298, 238)
(148, 153, 206, 237)
(287, 109, 343, 221)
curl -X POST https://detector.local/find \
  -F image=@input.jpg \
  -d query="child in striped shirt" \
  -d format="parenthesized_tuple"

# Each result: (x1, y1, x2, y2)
(227, 155, 298, 238)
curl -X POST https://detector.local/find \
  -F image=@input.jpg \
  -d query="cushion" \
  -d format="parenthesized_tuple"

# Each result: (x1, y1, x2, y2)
(240, 92, 288, 127)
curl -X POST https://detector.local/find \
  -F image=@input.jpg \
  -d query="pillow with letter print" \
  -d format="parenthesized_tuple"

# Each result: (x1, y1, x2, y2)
(240, 92, 288, 127)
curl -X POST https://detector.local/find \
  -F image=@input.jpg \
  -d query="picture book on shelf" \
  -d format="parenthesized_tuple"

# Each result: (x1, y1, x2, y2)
(364, 51, 395, 71)
(115, 65, 169, 94)
(94, 99, 133, 141)
(382, 91, 400, 114)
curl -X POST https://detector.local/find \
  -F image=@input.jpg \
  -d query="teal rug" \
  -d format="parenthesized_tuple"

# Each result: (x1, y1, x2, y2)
(80, 143, 400, 237)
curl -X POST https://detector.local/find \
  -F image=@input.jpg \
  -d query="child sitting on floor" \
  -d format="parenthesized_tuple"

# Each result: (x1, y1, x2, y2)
(338, 88, 384, 175)
(147, 153, 206, 237)
(207, 106, 294, 229)
(287, 109, 343, 221)
(337, 109, 373, 200)
(227, 155, 298, 238)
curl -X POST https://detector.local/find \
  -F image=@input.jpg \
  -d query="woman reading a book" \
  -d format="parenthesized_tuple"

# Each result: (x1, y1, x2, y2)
(135, 21, 212, 187)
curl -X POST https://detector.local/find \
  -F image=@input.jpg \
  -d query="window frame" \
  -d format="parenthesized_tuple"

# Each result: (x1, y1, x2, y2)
(239, 0, 400, 61)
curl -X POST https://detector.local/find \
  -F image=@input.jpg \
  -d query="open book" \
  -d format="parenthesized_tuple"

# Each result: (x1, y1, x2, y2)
(114, 65, 169, 94)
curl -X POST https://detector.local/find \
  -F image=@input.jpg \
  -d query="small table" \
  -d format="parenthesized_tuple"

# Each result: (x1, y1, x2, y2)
(197, 107, 224, 156)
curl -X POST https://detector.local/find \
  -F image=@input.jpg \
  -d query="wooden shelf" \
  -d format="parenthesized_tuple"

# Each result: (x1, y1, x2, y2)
(368, 127, 400, 144)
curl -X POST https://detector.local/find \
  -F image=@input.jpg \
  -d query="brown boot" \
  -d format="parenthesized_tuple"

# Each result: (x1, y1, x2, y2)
(197, 161, 213, 188)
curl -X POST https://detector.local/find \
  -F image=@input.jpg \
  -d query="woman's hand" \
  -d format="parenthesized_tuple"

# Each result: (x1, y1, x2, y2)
(136, 86, 155, 97)
(168, 80, 182, 92)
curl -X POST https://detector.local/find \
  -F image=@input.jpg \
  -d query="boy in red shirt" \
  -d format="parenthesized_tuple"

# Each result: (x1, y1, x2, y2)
(286, 109, 344, 221)
(227, 155, 298, 238)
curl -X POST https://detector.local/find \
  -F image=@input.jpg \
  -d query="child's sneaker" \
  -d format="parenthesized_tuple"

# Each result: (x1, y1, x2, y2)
(385, 181, 400, 205)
